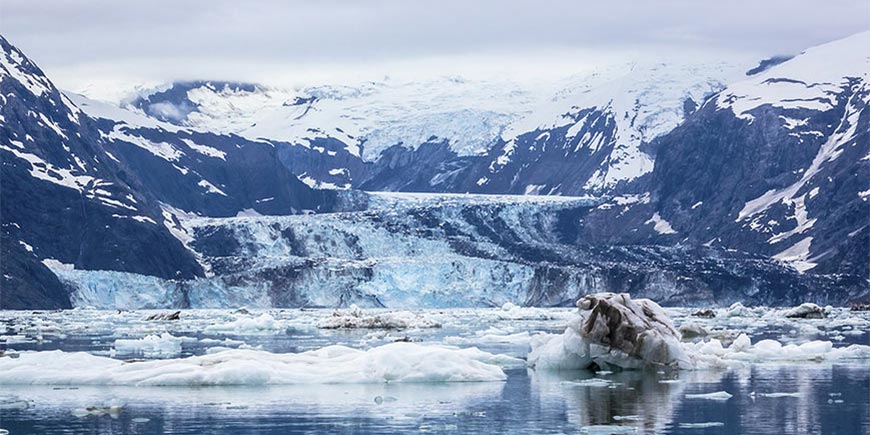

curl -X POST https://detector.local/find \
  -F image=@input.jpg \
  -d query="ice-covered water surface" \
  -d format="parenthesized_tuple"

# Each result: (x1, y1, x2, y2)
(0, 306, 868, 434)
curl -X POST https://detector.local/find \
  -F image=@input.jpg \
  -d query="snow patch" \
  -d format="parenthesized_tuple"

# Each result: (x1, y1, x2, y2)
(645, 212, 677, 235)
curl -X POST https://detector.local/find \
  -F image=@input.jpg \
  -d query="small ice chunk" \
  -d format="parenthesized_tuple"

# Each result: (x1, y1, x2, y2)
(0, 400, 30, 410)
(783, 303, 826, 319)
(144, 311, 181, 321)
(72, 405, 123, 419)
(318, 306, 441, 329)
(562, 378, 612, 387)
(730, 334, 752, 352)
(679, 422, 725, 428)
(113, 333, 185, 357)
(723, 302, 759, 318)
(685, 391, 733, 400)
(580, 425, 637, 434)
(758, 392, 801, 398)
(497, 302, 560, 320)
(204, 313, 283, 334)
(679, 323, 708, 339)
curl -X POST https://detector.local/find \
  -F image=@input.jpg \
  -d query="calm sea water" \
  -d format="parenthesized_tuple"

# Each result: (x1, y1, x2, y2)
(1, 308, 868, 434)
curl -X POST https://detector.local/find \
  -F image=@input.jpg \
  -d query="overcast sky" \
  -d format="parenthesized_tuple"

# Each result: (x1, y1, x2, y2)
(2, 0, 867, 97)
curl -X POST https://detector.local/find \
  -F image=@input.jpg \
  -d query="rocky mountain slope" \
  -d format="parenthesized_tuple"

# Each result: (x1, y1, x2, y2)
(2, 32, 867, 309)
(575, 31, 869, 280)
(106, 58, 749, 195)
(0, 35, 341, 308)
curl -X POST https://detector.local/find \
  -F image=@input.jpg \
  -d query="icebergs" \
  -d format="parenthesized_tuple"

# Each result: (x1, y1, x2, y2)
(685, 391, 733, 400)
(318, 305, 442, 329)
(678, 422, 725, 428)
(0, 342, 520, 386)
(203, 313, 283, 334)
(782, 303, 827, 319)
(722, 302, 762, 318)
(144, 311, 181, 321)
(528, 293, 689, 371)
(497, 302, 561, 320)
(685, 333, 870, 368)
(113, 333, 188, 357)
(529, 293, 870, 372)
(71, 404, 123, 418)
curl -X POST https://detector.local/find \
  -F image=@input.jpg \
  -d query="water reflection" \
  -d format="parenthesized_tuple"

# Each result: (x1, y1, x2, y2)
(1, 382, 505, 434)
(1, 364, 868, 434)
(532, 369, 694, 433)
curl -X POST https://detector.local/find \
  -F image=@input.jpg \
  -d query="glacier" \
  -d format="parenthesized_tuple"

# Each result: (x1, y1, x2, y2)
(47, 192, 864, 309)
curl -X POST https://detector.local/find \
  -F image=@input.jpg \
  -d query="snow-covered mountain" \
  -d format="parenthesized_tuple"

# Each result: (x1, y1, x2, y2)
(580, 31, 870, 278)
(468, 60, 742, 195)
(127, 77, 534, 162)
(0, 35, 200, 308)
(0, 35, 344, 308)
(94, 57, 750, 195)
(2, 31, 867, 309)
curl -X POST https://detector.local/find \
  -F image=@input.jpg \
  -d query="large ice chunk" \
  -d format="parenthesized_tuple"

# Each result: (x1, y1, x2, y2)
(782, 303, 827, 319)
(528, 293, 689, 371)
(113, 333, 189, 358)
(0, 342, 520, 386)
(317, 305, 442, 329)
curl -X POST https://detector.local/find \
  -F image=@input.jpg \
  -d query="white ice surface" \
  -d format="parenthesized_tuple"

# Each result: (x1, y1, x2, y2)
(113, 332, 190, 358)
(0, 342, 520, 385)
(318, 305, 442, 329)
(716, 31, 869, 120)
(530, 298, 870, 371)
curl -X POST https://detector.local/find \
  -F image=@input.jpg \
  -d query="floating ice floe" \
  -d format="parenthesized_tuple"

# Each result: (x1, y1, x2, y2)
(679, 422, 725, 428)
(686, 334, 870, 367)
(318, 305, 442, 329)
(113, 333, 191, 357)
(0, 342, 521, 386)
(72, 404, 123, 418)
(685, 391, 733, 400)
(497, 302, 562, 320)
(528, 293, 689, 371)
(144, 311, 181, 321)
(754, 392, 802, 398)
(203, 313, 283, 334)
(529, 293, 870, 371)
(580, 425, 637, 434)
(782, 303, 827, 319)
(722, 302, 763, 318)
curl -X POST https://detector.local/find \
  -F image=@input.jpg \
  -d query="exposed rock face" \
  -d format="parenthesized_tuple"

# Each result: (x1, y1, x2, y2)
(570, 32, 869, 284)
(0, 35, 203, 308)
(52, 193, 868, 309)
(0, 36, 341, 308)
(528, 293, 689, 371)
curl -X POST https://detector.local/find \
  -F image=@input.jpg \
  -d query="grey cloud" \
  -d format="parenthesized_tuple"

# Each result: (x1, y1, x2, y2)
(2, 0, 867, 88)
